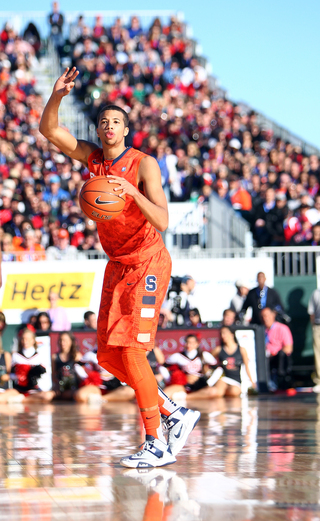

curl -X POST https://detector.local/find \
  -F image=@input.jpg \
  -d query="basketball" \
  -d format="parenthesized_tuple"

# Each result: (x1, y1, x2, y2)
(79, 177, 126, 222)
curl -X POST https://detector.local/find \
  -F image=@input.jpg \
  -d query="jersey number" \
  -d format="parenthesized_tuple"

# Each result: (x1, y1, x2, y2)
(145, 275, 157, 292)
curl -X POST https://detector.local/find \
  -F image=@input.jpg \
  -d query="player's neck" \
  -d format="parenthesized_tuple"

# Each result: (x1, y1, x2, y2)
(102, 142, 127, 161)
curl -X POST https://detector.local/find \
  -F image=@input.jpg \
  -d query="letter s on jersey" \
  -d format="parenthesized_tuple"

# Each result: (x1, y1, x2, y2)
(145, 275, 157, 292)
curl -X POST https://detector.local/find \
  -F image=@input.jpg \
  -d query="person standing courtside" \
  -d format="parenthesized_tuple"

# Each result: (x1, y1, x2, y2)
(308, 288, 320, 392)
(39, 66, 200, 468)
(241, 272, 285, 325)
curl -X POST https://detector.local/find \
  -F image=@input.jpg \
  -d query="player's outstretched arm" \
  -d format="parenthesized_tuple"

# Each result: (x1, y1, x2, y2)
(39, 67, 98, 167)
(108, 156, 169, 232)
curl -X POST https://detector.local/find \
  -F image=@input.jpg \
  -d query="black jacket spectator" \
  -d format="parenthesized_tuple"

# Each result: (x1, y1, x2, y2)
(242, 287, 284, 325)
(241, 272, 284, 325)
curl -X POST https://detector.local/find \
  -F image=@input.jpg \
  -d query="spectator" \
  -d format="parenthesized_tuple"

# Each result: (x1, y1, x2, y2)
(185, 326, 256, 399)
(3, 212, 25, 246)
(228, 174, 252, 216)
(1, 233, 15, 261)
(15, 227, 46, 261)
(307, 288, 320, 393)
(221, 308, 236, 327)
(302, 222, 320, 246)
(51, 331, 82, 400)
(69, 15, 85, 46)
(179, 275, 200, 323)
(241, 272, 285, 325)
(260, 307, 293, 391)
(46, 228, 78, 260)
(83, 310, 97, 330)
(77, 229, 96, 254)
(186, 308, 205, 328)
(253, 187, 282, 247)
(0, 188, 13, 226)
(23, 22, 41, 58)
(306, 194, 320, 225)
(230, 279, 250, 319)
(48, 1, 64, 54)
(47, 291, 71, 331)
(43, 175, 70, 216)
(34, 312, 52, 333)
(163, 333, 218, 400)
(92, 15, 105, 42)
(5, 328, 55, 403)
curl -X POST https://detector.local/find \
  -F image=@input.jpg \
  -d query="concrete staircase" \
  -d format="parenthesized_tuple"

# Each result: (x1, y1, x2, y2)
(31, 48, 79, 136)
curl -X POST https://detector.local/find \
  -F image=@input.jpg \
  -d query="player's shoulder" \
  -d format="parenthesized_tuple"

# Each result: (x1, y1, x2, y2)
(138, 152, 160, 174)
(88, 146, 103, 163)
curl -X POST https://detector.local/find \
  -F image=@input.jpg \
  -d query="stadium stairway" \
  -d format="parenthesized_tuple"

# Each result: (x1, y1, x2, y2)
(31, 47, 78, 135)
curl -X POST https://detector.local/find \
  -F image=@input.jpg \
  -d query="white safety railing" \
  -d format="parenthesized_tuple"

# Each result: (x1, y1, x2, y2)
(5, 246, 320, 276)
(207, 193, 253, 253)
(256, 246, 320, 277)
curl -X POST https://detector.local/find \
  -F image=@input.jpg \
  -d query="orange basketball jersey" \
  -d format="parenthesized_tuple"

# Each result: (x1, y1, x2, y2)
(87, 147, 164, 264)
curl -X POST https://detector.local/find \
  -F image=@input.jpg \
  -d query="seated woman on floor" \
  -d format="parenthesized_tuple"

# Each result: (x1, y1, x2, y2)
(51, 331, 83, 400)
(162, 333, 219, 400)
(186, 326, 256, 400)
(0, 327, 55, 403)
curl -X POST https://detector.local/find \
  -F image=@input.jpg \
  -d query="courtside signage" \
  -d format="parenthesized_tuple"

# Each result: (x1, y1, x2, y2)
(0, 260, 106, 324)
(3, 273, 95, 309)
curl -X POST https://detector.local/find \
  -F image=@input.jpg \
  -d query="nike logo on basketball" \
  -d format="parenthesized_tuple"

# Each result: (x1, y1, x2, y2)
(174, 425, 183, 438)
(95, 196, 117, 205)
(127, 282, 134, 285)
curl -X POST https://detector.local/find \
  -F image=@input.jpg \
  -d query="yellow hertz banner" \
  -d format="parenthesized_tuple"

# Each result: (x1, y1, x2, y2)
(2, 273, 95, 309)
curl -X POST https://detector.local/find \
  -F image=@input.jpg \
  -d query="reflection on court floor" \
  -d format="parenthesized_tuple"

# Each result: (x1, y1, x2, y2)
(0, 395, 319, 520)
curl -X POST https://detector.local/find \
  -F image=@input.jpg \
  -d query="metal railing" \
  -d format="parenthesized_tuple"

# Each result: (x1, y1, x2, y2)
(256, 246, 320, 277)
(5, 246, 320, 276)
(207, 194, 253, 253)
(169, 245, 320, 276)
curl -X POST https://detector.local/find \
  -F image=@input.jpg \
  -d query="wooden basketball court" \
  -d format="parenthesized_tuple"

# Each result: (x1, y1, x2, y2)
(0, 394, 319, 520)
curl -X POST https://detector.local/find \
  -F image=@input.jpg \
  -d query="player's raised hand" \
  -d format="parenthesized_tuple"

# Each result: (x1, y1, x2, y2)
(53, 67, 79, 98)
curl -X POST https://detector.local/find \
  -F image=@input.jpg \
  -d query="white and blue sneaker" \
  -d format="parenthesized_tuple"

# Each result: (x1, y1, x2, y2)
(164, 407, 201, 457)
(120, 435, 176, 468)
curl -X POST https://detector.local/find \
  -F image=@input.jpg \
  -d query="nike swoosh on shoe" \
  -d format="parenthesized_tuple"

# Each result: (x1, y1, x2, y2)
(174, 425, 183, 439)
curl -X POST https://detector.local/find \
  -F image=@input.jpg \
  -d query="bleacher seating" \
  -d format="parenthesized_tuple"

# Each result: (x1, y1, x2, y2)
(0, 12, 320, 259)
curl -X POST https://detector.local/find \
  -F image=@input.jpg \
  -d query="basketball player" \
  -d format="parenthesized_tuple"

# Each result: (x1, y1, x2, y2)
(39, 67, 200, 468)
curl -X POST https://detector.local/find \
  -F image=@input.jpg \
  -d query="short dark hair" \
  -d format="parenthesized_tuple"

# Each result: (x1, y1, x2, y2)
(97, 104, 129, 127)
(223, 308, 235, 317)
(185, 333, 199, 343)
(84, 310, 95, 321)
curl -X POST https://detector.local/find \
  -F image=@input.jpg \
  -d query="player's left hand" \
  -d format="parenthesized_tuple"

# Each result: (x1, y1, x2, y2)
(106, 175, 139, 198)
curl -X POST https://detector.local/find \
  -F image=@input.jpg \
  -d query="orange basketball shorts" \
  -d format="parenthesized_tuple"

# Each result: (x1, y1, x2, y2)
(97, 247, 172, 352)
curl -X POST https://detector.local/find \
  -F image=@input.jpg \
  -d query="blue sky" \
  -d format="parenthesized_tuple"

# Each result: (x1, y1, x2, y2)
(4, 0, 320, 149)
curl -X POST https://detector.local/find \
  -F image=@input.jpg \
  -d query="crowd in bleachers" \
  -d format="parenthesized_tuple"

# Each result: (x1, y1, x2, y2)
(0, 8, 320, 254)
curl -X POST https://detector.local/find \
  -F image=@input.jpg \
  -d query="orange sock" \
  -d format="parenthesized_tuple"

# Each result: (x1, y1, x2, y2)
(122, 347, 165, 441)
